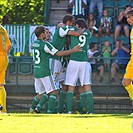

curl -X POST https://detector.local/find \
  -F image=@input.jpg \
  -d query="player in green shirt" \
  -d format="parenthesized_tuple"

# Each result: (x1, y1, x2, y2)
(49, 14, 85, 113)
(64, 18, 94, 114)
(29, 26, 81, 114)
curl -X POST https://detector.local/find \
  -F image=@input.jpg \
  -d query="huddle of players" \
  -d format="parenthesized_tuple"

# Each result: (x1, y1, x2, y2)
(29, 14, 94, 114)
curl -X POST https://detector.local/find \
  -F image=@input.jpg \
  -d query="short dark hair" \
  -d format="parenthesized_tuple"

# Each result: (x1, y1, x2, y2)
(34, 26, 45, 38)
(125, 5, 132, 9)
(63, 14, 74, 24)
(75, 18, 87, 29)
(89, 42, 97, 49)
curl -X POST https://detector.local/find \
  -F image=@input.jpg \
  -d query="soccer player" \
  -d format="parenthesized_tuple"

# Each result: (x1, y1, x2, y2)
(122, 9, 133, 100)
(49, 14, 86, 113)
(0, 25, 11, 114)
(64, 18, 94, 114)
(29, 26, 80, 114)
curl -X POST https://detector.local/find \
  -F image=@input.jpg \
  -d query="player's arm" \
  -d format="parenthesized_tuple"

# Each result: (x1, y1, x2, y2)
(56, 45, 80, 56)
(5, 32, 12, 53)
(44, 41, 80, 57)
(67, 28, 86, 36)
(59, 27, 85, 37)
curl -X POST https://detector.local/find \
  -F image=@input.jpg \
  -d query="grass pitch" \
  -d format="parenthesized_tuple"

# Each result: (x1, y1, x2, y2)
(0, 113, 133, 133)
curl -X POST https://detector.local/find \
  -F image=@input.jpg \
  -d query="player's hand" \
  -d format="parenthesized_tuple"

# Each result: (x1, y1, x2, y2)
(72, 45, 81, 52)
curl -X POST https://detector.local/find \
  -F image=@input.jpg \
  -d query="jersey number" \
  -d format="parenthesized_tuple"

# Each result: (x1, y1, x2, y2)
(33, 49, 40, 64)
(78, 35, 86, 47)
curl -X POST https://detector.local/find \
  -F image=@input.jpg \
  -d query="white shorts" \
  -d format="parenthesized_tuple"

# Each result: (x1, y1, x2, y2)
(58, 67, 66, 82)
(49, 58, 66, 88)
(49, 58, 62, 82)
(34, 75, 57, 94)
(64, 60, 92, 86)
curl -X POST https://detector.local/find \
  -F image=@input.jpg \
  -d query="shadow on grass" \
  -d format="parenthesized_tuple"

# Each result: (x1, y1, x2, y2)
(3, 113, 133, 119)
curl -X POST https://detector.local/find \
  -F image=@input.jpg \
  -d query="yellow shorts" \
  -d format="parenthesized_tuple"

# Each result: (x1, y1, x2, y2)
(124, 56, 133, 80)
(0, 55, 8, 85)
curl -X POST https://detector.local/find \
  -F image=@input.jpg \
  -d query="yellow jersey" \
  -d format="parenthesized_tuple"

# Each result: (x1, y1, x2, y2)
(0, 25, 11, 55)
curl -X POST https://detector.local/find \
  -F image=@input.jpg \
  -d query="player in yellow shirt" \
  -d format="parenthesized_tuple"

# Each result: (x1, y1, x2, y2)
(0, 25, 11, 114)
(122, 9, 133, 100)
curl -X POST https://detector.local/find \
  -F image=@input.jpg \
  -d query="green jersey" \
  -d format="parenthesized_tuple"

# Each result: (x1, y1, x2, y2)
(102, 46, 111, 58)
(52, 25, 73, 60)
(32, 39, 58, 78)
(70, 28, 91, 62)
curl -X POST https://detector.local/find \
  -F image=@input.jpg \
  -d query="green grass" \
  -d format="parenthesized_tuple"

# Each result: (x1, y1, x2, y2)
(0, 113, 133, 133)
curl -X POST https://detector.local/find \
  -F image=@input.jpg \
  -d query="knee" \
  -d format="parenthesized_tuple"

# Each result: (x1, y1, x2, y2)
(111, 63, 116, 68)
(122, 79, 131, 87)
(115, 26, 120, 32)
(124, 26, 129, 31)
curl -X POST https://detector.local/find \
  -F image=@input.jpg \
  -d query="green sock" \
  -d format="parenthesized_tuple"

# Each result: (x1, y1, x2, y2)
(53, 99, 58, 114)
(86, 91, 94, 113)
(80, 92, 87, 113)
(66, 91, 74, 113)
(44, 102, 48, 113)
(31, 96, 39, 109)
(47, 94, 57, 114)
(75, 99, 81, 112)
(58, 91, 66, 113)
(36, 94, 48, 111)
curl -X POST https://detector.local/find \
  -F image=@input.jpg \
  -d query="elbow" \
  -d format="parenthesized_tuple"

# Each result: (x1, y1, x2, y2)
(127, 50, 130, 53)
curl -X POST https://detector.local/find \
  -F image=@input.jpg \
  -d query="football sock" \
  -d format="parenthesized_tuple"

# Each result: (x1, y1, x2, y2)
(58, 91, 66, 113)
(53, 99, 58, 114)
(47, 94, 57, 114)
(80, 92, 86, 113)
(44, 102, 48, 113)
(66, 91, 74, 113)
(0, 86, 6, 112)
(75, 99, 81, 113)
(31, 96, 39, 109)
(36, 94, 48, 111)
(86, 91, 94, 113)
(125, 84, 133, 100)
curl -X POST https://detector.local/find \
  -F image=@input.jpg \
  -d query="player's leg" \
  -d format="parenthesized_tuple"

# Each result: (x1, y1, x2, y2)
(35, 93, 48, 113)
(30, 78, 45, 113)
(84, 85, 94, 114)
(47, 91, 57, 114)
(0, 56, 8, 114)
(58, 67, 68, 113)
(83, 62, 94, 114)
(40, 75, 58, 114)
(0, 86, 6, 113)
(78, 86, 86, 114)
(75, 87, 82, 114)
(64, 60, 79, 113)
(122, 59, 133, 100)
(58, 81, 68, 113)
(66, 86, 75, 114)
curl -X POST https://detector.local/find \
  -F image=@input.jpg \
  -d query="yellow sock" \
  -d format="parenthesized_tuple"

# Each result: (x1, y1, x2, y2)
(125, 84, 133, 100)
(0, 86, 7, 112)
